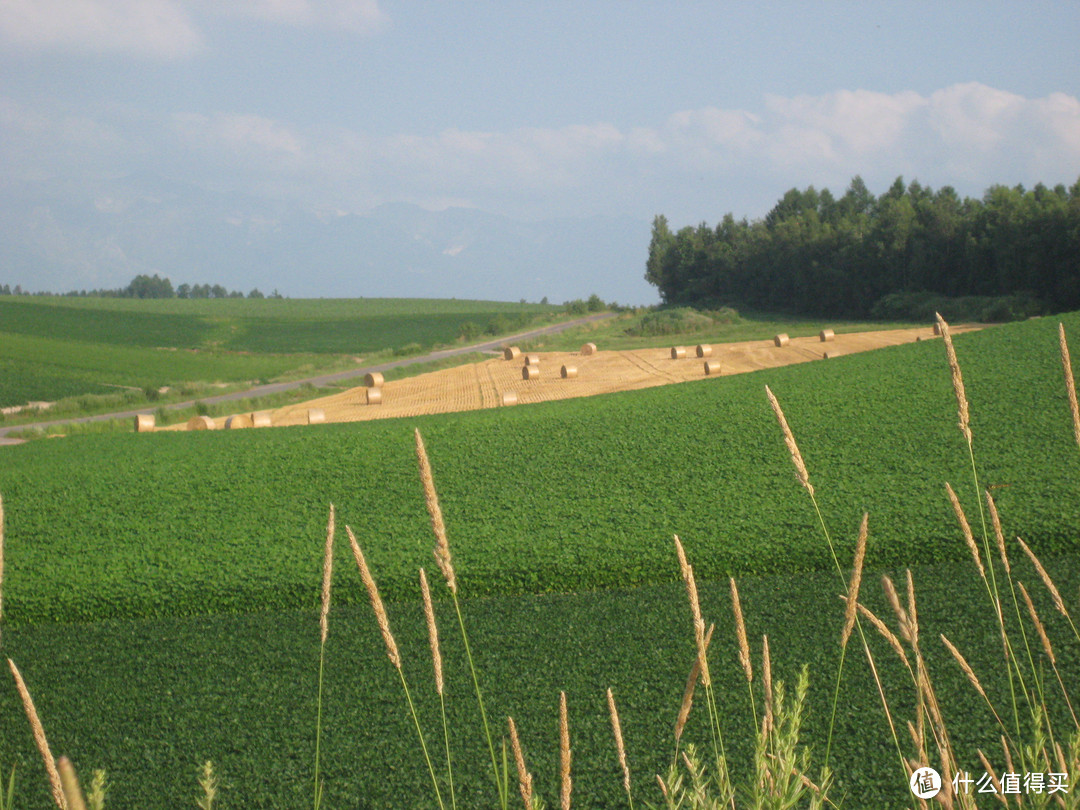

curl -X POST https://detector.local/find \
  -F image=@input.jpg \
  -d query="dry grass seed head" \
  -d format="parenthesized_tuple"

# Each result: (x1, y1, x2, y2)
(905, 569, 919, 648)
(842, 513, 869, 649)
(8, 658, 67, 809)
(1017, 537, 1068, 619)
(508, 716, 533, 809)
(945, 482, 985, 580)
(607, 688, 631, 795)
(414, 429, 457, 594)
(674, 535, 711, 687)
(1018, 581, 1056, 665)
(762, 635, 774, 738)
(419, 568, 443, 695)
(976, 750, 1005, 803)
(346, 526, 401, 670)
(58, 757, 87, 810)
(882, 575, 911, 644)
(560, 691, 572, 810)
(855, 600, 912, 672)
(320, 503, 335, 645)
(675, 623, 714, 742)
(940, 634, 989, 704)
(1060, 323, 1080, 449)
(765, 385, 814, 496)
(936, 313, 972, 444)
(985, 490, 1010, 575)
(730, 577, 752, 683)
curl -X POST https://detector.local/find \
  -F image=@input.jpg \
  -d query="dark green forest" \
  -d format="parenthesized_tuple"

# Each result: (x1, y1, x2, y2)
(645, 176, 1080, 321)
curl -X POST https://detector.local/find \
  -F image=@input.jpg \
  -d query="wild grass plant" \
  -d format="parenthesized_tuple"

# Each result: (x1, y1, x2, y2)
(3, 316, 1080, 806)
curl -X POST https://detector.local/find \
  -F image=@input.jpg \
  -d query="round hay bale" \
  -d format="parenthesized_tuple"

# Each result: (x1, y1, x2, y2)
(307, 408, 326, 425)
(670, 346, 687, 359)
(134, 414, 155, 432)
(251, 412, 272, 428)
(522, 365, 540, 380)
(364, 372, 384, 387)
(773, 333, 790, 347)
(523, 353, 540, 366)
(501, 391, 518, 406)
(503, 346, 521, 360)
(696, 344, 713, 358)
(187, 415, 215, 431)
(916, 336, 923, 342)
(823, 351, 844, 359)
(225, 414, 253, 429)
(561, 365, 577, 379)
(819, 329, 835, 342)
(704, 360, 722, 375)
(580, 342, 597, 355)
(366, 387, 382, 405)
(932, 321, 942, 336)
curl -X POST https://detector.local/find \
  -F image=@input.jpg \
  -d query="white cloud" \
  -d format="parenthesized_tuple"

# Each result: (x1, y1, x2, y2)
(206, 0, 387, 33)
(0, 0, 202, 58)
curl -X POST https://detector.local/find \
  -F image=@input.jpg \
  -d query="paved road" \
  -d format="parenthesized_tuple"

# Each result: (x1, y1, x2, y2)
(0, 312, 616, 441)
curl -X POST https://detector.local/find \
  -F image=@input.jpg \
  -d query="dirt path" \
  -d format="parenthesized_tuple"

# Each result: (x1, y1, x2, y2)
(0, 313, 616, 440)
(158, 324, 979, 431)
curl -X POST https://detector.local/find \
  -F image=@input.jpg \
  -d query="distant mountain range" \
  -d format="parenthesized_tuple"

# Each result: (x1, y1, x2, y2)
(0, 173, 658, 304)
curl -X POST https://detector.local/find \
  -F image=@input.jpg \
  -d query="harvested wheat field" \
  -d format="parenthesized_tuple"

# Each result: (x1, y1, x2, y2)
(159, 325, 978, 431)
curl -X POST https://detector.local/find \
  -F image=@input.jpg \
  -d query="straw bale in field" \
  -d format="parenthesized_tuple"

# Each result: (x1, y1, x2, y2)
(704, 360, 722, 375)
(501, 391, 518, 406)
(307, 409, 326, 424)
(251, 412, 272, 427)
(522, 365, 540, 380)
(670, 346, 687, 359)
(696, 344, 713, 358)
(774, 334, 790, 347)
(503, 346, 521, 360)
(580, 342, 597, 355)
(364, 372, 384, 387)
(187, 415, 215, 431)
(823, 351, 844, 359)
(366, 387, 382, 405)
(134, 414, 155, 432)
(561, 365, 577, 379)
(819, 329, 835, 342)
(523, 353, 540, 366)
(225, 414, 253, 429)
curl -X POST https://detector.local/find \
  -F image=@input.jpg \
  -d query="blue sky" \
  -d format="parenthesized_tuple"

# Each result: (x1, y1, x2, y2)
(1, 1, 1079, 296)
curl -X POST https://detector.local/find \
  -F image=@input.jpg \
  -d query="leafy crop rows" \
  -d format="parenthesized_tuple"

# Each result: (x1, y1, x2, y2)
(3, 314, 1080, 627)
(1, 560, 1075, 808)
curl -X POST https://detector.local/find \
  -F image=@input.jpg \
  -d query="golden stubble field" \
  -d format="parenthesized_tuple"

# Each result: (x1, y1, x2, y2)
(158, 325, 978, 431)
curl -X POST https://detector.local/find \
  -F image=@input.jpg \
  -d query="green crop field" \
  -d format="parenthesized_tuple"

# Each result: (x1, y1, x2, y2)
(2, 312, 1079, 807)
(0, 296, 560, 410)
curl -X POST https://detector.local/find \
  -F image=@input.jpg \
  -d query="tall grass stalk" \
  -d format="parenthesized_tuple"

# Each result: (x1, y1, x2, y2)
(421, 567, 457, 810)
(764, 385, 903, 776)
(313, 504, 335, 809)
(415, 428, 508, 809)
(347, 525, 446, 810)
(7, 658, 65, 809)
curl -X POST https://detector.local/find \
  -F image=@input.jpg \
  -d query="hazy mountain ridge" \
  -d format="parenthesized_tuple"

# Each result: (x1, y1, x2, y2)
(0, 175, 657, 304)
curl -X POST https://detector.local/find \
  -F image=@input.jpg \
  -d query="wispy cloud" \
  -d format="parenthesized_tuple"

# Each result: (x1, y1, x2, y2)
(0, 0, 387, 58)
(0, 0, 203, 58)
(217, 0, 388, 33)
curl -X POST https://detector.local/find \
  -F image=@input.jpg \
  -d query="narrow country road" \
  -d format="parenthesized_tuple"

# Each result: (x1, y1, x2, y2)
(0, 312, 616, 441)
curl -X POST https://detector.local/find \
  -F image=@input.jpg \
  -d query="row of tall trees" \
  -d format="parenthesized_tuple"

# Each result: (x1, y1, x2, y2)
(645, 176, 1080, 318)
(0, 274, 282, 299)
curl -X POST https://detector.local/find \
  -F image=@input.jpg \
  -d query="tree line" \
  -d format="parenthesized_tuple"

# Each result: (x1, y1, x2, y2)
(646, 176, 1080, 320)
(0, 274, 282, 299)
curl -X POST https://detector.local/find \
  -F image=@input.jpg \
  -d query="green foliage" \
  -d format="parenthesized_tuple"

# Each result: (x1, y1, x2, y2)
(647, 176, 1080, 318)
(4, 314, 1080, 625)
(870, 291, 1045, 323)
(623, 307, 729, 337)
